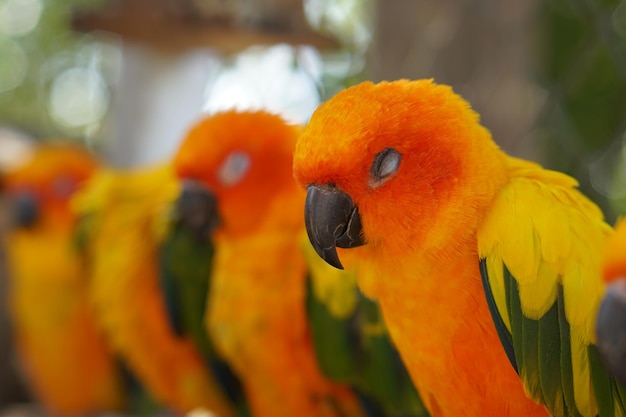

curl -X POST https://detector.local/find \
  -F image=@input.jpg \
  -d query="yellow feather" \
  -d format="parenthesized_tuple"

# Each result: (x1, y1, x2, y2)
(478, 154, 612, 417)
(72, 164, 238, 415)
(570, 326, 595, 417)
(517, 260, 558, 320)
(299, 232, 358, 319)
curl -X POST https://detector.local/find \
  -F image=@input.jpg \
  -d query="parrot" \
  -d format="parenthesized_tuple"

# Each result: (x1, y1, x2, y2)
(71, 162, 245, 417)
(293, 79, 623, 417)
(2, 143, 126, 416)
(173, 109, 428, 417)
(596, 218, 626, 387)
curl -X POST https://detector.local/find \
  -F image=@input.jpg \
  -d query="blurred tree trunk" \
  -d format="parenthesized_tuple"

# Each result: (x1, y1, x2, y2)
(366, 0, 542, 160)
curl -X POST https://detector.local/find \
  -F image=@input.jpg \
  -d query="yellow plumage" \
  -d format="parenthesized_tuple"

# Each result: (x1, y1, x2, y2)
(3, 144, 125, 416)
(72, 163, 238, 416)
(477, 158, 612, 416)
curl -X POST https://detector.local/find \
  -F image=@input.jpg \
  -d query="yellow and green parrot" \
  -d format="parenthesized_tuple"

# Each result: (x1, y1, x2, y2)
(2, 143, 126, 416)
(294, 79, 621, 417)
(72, 162, 245, 417)
(173, 109, 429, 417)
(596, 218, 626, 387)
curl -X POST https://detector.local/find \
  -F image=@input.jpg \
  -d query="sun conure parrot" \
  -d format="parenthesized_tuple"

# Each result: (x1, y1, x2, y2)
(2, 143, 126, 416)
(173, 109, 428, 417)
(71, 162, 245, 417)
(596, 218, 626, 387)
(294, 79, 623, 417)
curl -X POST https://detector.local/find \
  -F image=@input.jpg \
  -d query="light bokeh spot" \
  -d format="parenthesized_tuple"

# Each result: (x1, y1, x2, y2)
(0, 0, 42, 37)
(48, 67, 109, 128)
(0, 36, 27, 92)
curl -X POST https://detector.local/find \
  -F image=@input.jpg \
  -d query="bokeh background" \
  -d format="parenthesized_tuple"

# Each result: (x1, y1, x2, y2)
(0, 0, 625, 412)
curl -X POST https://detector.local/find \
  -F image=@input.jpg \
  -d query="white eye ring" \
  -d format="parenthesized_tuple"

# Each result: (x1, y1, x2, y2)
(218, 151, 250, 187)
(369, 148, 401, 188)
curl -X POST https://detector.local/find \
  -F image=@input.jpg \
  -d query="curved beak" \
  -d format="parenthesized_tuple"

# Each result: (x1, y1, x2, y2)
(304, 184, 365, 270)
(12, 191, 39, 228)
(176, 180, 220, 241)
(596, 278, 626, 385)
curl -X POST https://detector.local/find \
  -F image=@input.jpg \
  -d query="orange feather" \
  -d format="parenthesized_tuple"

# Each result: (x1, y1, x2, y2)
(603, 218, 626, 283)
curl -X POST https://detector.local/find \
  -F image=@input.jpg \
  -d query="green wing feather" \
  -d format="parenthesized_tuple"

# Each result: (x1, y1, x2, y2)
(158, 220, 213, 355)
(478, 157, 620, 417)
(302, 235, 429, 417)
(158, 192, 249, 416)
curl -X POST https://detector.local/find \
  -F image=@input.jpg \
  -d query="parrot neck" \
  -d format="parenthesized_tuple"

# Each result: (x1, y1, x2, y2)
(368, 235, 547, 417)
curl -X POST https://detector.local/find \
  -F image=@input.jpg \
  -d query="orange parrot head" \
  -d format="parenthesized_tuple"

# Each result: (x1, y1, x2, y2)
(3, 143, 98, 230)
(174, 109, 302, 239)
(293, 79, 508, 269)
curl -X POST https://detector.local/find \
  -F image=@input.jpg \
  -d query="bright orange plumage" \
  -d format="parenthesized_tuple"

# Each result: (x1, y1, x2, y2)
(295, 80, 614, 417)
(174, 110, 365, 417)
(2, 144, 125, 416)
(602, 218, 626, 284)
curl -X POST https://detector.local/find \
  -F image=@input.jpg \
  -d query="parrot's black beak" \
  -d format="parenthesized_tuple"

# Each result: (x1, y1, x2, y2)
(304, 184, 365, 270)
(12, 192, 39, 228)
(596, 278, 626, 385)
(176, 180, 220, 241)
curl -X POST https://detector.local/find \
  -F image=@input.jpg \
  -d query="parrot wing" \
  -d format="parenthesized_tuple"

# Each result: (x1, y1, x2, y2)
(477, 157, 621, 417)
(159, 221, 248, 414)
(158, 220, 212, 346)
(72, 164, 247, 416)
(72, 164, 190, 339)
(301, 234, 430, 417)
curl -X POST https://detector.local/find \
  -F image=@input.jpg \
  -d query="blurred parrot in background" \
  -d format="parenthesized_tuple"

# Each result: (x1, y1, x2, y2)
(71, 163, 245, 417)
(294, 79, 622, 417)
(173, 109, 428, 417)
(596, 218, 626, 387)
(2, 143, 126, 416)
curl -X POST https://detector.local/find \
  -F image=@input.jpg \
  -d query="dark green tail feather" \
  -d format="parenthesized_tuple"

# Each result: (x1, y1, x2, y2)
(479, 259, 518, 372)
(589, 344, 616, 417)
(504, 264, 526, 377)
(556, 289, 582, 417)
(538, 300, 565, 414)
(305, 274, 361, 381)
(481, 259, 595, 417)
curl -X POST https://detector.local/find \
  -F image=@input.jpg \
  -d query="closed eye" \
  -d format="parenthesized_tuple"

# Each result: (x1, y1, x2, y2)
(369, 148, 401, 187)
(218, 151, 251, 186)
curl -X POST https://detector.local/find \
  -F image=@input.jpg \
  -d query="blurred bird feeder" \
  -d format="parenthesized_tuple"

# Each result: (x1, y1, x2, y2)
(70, 0, 338, 168)
(72, 0, 338, 53)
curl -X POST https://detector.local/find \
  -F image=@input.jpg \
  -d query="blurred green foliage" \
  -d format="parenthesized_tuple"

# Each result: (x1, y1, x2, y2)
(0, 0, 107, 138)
(533, 0, 626, 222)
